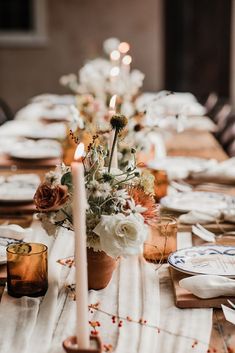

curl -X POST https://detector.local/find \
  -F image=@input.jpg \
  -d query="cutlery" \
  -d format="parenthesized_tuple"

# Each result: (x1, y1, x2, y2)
(192, 223, 216, 242)
(170, 180, 193, 193)
(227, 299, 235, 309)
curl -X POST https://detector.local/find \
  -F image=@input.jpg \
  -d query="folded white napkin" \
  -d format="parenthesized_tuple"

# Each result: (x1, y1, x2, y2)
(179, 209, 235, 225)
(221, 304, 235, 325)
(0, 224, 32, 240)
(192, 158, 235, 182)
(179, 210, 221, 224)
(148, 157, 216, 180)
(179, 275, 235, 299)
(135, 91, 206, 120)
(158, 115, 216, 132)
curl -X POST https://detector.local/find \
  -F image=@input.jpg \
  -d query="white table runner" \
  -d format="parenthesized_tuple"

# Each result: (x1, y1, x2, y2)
(0, 223, 212, 353)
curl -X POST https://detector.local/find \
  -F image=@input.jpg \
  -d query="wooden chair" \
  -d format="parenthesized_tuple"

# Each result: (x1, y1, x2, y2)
(0, 98, 13, 125)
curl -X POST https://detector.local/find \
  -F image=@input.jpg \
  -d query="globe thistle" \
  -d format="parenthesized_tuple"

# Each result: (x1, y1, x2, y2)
(110, 114, 128, 133)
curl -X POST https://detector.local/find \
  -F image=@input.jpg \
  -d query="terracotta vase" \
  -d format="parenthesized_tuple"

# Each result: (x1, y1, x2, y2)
(87, 248, 117, 290)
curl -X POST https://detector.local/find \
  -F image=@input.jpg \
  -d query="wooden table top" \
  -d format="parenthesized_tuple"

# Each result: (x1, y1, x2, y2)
(0, 130, 234, 352)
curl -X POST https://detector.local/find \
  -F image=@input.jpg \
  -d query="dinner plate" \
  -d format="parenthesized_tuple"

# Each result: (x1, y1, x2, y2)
(160, 191, 235, 213)
(168, 245, 235, 278)
(0, 184, 36, 203)
(8, 140, 62, 160)
(0, 238, 23, 264)
(0, 174, 40, 203)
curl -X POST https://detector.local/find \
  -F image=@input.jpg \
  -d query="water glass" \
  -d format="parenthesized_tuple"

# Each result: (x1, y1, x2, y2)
(7, 242, 48, 298)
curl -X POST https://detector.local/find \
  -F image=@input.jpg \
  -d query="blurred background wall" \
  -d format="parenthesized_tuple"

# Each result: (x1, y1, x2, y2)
(0, 0, 234, 113)
(0, 0, 164, 112)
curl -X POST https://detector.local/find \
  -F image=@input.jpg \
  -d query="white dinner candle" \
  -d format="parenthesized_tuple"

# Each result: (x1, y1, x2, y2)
(108, 95, 118, 169)
(122, 54, 132, 74)
(71, 143, 89, 349)
(110, 50, 121, 66)
(118, 41, 130, 55)
(109, 66, 120, 83)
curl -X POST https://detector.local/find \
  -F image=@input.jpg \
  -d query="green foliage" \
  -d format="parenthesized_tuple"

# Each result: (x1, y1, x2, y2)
(61, 172, 73, 189)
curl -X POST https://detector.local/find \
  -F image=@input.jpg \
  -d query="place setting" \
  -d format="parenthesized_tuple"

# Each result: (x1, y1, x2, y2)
(0, 139, 63, 168)
(0, 173, 41, 214)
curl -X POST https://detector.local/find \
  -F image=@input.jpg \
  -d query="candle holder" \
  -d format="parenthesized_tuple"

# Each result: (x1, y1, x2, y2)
(63, 335, 102, 353)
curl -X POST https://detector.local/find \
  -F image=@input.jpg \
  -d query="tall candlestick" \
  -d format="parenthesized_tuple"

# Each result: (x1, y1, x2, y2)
(110, 50, 121, 66)
(118, 42, 130, 55)
(71, 143, 89, 349)
(122, 55, 132, 74)
(109, 66, 120, 83)
(108, 95, 118, 169)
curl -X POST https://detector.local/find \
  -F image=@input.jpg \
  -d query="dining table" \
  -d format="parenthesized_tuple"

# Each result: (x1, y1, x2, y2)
(0, 126, 234, 353)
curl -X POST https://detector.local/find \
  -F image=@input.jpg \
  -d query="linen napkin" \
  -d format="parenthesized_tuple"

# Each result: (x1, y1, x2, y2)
(179, 210, 221, 225)
(136, 91, 205, 116)
(148, 157, 216, 180)
(192, 158, 235, 183)
(179, 209, 235, 225)
(0, 224, 32, 241)
(221, 304, 235, 325)
(158, 115, 216, 132)
(179, 275, 235, 299)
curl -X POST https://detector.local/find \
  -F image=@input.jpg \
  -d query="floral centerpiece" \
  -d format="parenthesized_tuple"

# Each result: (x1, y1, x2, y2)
(34, 114, 158, 260)
(59, 37, 145, 121)
(34, 114, 158, 289)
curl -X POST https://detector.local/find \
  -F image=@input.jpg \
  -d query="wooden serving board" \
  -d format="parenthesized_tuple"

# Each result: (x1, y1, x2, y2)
(169, 267, 235, 309)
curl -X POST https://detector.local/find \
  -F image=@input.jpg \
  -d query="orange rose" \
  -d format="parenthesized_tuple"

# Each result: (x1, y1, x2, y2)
(34, 182, 69, 212)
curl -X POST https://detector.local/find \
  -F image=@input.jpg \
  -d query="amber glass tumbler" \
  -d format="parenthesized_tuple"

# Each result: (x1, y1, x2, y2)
(7, 243, 48, 298)
(144, 217, 177, 263)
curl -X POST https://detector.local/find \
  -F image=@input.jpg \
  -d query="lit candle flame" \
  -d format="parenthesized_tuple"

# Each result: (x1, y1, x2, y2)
(110, 50, 121, 61)
(118, 42, 130, 54)
(110, 66, 120, 77)
(74, 143, 85, 161)
(122, 55, 132, 66)
(109, 95, 117, 110)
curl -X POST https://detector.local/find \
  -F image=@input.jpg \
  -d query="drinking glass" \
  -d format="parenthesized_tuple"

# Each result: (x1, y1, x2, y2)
(7, 242, 48, 298)
(144, 216, 177, 263)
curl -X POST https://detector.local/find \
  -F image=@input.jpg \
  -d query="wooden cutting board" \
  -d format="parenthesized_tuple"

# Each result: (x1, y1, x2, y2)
(169, 267, 235, 308)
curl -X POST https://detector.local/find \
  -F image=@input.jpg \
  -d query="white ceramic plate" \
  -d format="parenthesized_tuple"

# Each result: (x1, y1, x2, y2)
(0, 175, 40, 203)
(9, 148, 61, 160)
(168, 245, 235, 278)
(0, 245, 6, 264)
(0, 184, 36, 203)
(160, 191, 235, 213)
(0, 237, 22, 265)
(0, 238, 23, 264)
